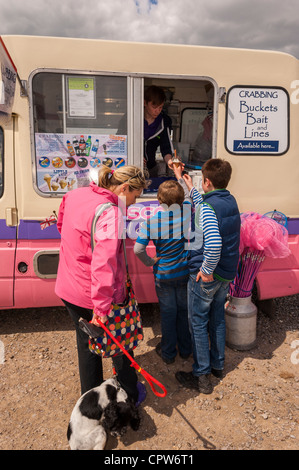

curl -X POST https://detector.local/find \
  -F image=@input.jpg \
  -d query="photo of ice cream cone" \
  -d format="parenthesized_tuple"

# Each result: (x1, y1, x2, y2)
(51, 182, 59, 191)
(59, 179, 67, 189)
(67, 178, 76, 191)
(43, 174, 52, 191)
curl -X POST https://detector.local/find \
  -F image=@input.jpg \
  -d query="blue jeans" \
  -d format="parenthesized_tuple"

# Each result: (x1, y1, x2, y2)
(155, 277, 192, 360)
(188, 274, 230, 376)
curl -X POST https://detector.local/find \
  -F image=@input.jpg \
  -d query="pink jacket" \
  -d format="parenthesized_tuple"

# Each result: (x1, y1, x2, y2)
(55, 182, 126, 319)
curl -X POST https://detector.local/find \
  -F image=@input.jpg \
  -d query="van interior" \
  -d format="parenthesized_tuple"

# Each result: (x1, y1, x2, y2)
(143, 77, 214, 193)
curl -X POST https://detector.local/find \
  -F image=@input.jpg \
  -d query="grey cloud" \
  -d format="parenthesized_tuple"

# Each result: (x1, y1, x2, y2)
(0, 0, 298, 58)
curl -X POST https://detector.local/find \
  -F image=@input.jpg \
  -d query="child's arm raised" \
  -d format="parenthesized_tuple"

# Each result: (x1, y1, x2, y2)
(196, 203, 222, 282)
(182, 173, 194, 192)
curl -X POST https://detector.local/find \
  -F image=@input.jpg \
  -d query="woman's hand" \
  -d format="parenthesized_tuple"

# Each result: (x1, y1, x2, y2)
(90, 313, 108, 326)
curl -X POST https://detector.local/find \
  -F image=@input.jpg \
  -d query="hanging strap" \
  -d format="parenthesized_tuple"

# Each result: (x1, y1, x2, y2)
(90, 202, 167, 398)
(91, 202, 128, 274)
(97, 319, 167, 398)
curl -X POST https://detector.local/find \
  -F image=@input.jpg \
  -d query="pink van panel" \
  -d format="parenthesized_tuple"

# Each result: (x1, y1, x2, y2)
(12, 239, 63, 309)
(0, 239, 16, 307)
(3, 224, 298, 309)
(126, 238, 158, 303)
(256, 234, 299, 299)
(11, 238, 158, 308)
(13, 278, 64, 309)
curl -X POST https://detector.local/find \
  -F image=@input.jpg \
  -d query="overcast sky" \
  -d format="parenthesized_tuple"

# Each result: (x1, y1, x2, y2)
(1, 0, 298, 58)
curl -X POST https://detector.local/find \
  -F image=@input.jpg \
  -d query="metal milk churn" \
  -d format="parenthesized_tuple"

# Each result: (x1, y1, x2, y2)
(225, 295, 258, 350)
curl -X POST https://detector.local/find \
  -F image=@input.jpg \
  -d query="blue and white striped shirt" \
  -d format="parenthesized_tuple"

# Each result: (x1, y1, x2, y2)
(190, 187, 222, 276)
(135, 202, 191, 281)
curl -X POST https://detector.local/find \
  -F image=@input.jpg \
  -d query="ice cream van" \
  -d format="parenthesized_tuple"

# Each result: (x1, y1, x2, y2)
(0, 35, 298, 310)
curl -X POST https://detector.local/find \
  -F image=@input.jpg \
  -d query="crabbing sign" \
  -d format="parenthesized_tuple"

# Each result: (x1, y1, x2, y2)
(225, 86, 289, 155)
(0, 37, 17, 115)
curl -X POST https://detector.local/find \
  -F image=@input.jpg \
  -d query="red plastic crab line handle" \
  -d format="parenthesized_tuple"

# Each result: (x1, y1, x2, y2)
(129, 361, 167, 398)
(97, 321, 167, 398)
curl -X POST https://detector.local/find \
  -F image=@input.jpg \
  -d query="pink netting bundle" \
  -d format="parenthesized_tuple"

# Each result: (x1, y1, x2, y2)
(239, 212, 262, 254)
(239, 211, 290, 258)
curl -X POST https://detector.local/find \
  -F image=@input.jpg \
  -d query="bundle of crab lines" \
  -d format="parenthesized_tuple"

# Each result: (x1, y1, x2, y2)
(230, 210, 291, 299)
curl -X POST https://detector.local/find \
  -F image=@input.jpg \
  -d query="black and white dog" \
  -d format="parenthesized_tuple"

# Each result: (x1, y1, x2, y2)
(67, 378, 140, 450)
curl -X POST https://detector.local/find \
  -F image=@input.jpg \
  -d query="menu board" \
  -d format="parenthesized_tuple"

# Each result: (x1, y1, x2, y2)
(35, 133, 127, 194)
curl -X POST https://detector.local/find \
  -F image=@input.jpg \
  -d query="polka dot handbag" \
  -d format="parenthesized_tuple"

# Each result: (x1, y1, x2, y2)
(88, 275, 143, 358)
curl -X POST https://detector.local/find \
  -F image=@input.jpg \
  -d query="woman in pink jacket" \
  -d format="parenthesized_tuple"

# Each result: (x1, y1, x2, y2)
(55, 165, 148, 402)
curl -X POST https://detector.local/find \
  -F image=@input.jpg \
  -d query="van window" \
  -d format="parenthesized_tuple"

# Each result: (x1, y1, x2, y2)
(0, 127, 3, 198)
(31, 72, 128, 195)
(142, 78, 215, 194)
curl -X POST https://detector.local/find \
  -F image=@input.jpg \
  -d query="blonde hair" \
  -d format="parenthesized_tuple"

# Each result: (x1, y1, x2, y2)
(157, 180, 184, 207)
(98, 165, 150, 191)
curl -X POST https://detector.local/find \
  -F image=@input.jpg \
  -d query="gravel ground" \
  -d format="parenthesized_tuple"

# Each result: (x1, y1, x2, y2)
(0, 294, 298, 451)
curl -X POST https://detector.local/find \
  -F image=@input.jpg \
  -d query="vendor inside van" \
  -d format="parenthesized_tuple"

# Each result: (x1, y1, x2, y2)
(143, 85, 174, 177)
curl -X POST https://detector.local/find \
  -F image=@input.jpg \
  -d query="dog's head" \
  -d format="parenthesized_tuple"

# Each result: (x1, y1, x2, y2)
(102, 399, 140, 437)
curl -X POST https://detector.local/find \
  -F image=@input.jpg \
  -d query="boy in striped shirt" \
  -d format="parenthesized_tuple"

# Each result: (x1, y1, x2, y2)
(134, 180, 192, 364)
(175, 159, 240, 394)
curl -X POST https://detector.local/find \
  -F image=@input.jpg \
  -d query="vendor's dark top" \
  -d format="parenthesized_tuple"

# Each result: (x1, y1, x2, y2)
(144, 112, 173, 169)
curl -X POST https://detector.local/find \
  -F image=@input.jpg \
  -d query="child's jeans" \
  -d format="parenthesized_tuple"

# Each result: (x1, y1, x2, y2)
(188, 273, 230, 376)
(155, 277, 192, 361)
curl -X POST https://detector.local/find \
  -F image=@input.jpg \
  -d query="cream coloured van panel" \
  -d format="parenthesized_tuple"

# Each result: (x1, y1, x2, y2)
(1, 35, 298, 219)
